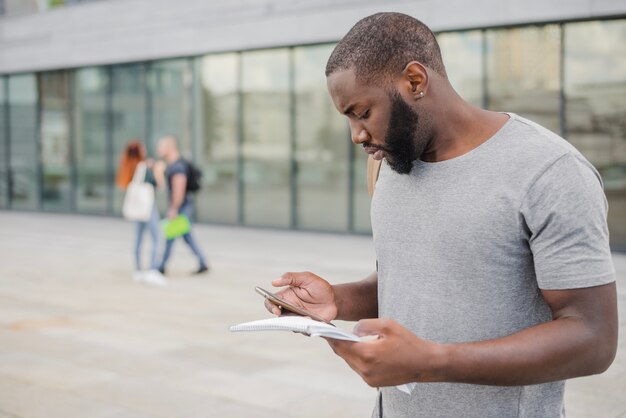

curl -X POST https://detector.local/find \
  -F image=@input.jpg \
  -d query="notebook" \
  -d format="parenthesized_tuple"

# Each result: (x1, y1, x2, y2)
(229, 316, 360, 342)
(229, 316, 417, 394)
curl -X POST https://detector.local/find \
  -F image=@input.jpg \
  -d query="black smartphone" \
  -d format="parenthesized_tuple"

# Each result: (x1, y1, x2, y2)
(255, 286, 334, 326)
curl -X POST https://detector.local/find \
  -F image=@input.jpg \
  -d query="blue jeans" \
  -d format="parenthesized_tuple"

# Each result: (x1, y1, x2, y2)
(159, 199, 207, 270)
(135, 204, 161, 271)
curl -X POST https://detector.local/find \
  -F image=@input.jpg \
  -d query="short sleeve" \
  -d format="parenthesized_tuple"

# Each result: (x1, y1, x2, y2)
(168, 161, 187, 177)
(520, 152, 615, 290)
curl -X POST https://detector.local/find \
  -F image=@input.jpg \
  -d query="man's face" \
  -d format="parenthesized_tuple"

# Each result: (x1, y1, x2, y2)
(327, 68, 430, 174)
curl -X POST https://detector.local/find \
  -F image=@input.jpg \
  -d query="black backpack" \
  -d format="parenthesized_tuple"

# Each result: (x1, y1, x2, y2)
(183, 159, 202, 193)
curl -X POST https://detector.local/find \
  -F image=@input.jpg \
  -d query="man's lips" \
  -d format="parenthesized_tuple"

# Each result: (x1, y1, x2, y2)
(364, 145, 385, 160)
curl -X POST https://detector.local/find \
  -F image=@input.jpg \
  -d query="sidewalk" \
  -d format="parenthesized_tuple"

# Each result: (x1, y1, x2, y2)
(0, 212, 624, 418)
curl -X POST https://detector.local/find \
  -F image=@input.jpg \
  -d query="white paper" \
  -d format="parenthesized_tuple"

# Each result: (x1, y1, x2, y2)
(230, 316, 418, 394)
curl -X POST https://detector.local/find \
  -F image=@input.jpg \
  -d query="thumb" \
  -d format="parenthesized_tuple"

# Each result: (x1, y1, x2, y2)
(353, 319, 388, 337)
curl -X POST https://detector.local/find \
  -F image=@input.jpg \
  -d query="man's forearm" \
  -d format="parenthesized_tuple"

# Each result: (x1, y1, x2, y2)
(437, 316, 615, 386)
(429, 283, 618, 386)
(327, 282, 617, 389)
(333, 271, 378, 321)
(170, 194, 184, 211)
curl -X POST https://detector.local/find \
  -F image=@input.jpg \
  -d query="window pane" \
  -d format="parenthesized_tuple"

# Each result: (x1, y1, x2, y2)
(438, 30, 483, 106)
(0, 78, 7, 208)
(194, 54, 239, 224)
(74, 67, 108, 214)
(294, 44, 349, 231)
(148, 59, 193, 213)
(40, 71, 72, 211)
(241, 49, 290, 227)
(486, 25, 561, 133)
(565, 20, 626, 249)
(111, 65, 146, 215)
(149, 59, 193, 151)
(8, 74, 39, 210)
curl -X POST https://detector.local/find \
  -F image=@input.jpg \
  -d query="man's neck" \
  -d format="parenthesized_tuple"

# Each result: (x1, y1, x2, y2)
(421, 99, 509, 163)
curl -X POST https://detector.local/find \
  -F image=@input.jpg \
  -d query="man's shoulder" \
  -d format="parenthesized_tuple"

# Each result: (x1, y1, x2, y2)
(506, 114, 575, 159)
(502, 114, 597, 180)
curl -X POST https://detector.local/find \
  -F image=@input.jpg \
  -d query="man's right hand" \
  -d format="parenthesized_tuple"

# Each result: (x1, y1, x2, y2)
(167, 207, 178, 220)
(265, 271, 338, 322)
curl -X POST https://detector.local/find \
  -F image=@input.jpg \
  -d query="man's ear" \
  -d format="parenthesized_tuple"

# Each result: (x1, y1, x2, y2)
(403, 61, 429, 100)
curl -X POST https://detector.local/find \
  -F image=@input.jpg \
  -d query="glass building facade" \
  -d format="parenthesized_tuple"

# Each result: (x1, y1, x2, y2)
(1, 19, 625, 247)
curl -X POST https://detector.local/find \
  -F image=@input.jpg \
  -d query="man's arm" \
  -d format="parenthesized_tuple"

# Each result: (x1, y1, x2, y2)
(267, 271, 379, 322)
(334, 271, 378, 321)
(328, 282, 617, 387)
(443, 282, 618, 385)
(168, 173, 186, 219)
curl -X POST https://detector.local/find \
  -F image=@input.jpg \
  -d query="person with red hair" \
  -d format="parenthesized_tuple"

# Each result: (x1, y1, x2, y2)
(116, 139, 167, 286)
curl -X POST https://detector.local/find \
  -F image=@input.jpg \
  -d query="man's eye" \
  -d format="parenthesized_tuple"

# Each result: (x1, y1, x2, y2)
(358, 110, 370, 120)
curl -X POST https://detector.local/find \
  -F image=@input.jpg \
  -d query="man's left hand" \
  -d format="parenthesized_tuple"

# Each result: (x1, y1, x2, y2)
(326, 318, 444, 387)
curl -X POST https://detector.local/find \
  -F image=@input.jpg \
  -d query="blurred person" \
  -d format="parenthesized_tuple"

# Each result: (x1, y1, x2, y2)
(157, 136, 209, 275)
(116, 140, 168, 286)
(264, 12, 617, 418)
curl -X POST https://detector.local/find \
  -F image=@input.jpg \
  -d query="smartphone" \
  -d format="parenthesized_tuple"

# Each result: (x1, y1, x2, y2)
(255, 286, 334, 326)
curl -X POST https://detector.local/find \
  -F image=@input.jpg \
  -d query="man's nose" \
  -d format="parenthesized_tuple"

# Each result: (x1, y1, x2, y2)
(350, 123, 369, 145)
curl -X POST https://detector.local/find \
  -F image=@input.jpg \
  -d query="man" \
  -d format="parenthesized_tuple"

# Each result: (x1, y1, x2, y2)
(265, 12, 617, 417)
(157, 136, 209, 275)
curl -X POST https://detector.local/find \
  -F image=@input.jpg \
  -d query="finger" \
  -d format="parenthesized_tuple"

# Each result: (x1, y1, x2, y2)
(324, 337, 357, 356)
(272, 272, 309, 288)
(353, 318, 389, 337)
(264, 300, 282, 316)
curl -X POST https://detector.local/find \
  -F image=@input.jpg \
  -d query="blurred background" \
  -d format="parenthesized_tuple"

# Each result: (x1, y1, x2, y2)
(0, 0, 625, 244)
(0, 1, 625, 417)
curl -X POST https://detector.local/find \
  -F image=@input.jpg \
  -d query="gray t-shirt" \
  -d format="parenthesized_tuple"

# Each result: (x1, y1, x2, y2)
(370, 114, 615, 418)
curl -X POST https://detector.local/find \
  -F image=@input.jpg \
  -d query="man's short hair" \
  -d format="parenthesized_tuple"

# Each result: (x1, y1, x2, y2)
(326, 12, 446, 84)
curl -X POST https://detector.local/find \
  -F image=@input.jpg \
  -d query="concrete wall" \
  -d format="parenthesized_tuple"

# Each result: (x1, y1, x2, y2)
(1, 0, 625, 74)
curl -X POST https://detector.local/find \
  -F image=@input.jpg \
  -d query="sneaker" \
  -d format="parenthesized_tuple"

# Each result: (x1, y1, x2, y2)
(132, 271, 144, 282)
(193, 265, 210, 275)
(143, 269, 168, 286)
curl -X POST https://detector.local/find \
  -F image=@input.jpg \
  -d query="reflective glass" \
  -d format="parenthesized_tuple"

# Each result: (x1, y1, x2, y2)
(8, 74, 39, 210)
(40, 71, 72, 211)
(438, 30, 483, 106)
(194, 53, 239, 224)
(111, 64, 146, 215)
(0, 78, 7, 208)
(241, 49, 290, 227)
(148, 59, 194, 213)
(74, 67, 108, 213)
(564, 20, 626, 249)
(294, 44, 349, 231)
(486, 25, 561, 133)
(149, 59, 193, 152)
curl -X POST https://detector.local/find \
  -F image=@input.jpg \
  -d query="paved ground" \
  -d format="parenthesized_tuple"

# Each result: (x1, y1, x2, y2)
(0, 211, 624, 418)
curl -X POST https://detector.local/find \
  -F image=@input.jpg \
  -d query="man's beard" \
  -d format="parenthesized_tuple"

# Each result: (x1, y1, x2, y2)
(367, 91, 427, 174)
